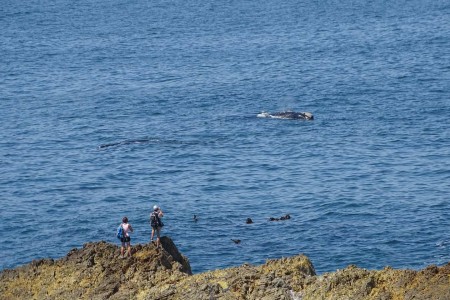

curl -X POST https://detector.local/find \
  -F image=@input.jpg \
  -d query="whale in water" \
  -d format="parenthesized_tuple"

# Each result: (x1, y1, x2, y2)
(257, 111, 314, 120)
(98, 138, 154, 149)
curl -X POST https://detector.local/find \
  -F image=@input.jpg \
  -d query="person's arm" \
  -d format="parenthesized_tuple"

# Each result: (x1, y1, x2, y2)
(159, 210, 164, 217)
(130, 224, 134, 232)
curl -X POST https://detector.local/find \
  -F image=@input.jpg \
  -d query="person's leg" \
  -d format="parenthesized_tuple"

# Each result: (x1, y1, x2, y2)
(156, 228, 161, 248)
(120, 241, 125, 258)
(126, 239, 132, 257)
(151, 227, 155, 242)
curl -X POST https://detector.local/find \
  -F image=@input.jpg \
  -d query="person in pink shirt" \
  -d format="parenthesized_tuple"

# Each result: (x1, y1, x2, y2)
(119, 216, 134, 258)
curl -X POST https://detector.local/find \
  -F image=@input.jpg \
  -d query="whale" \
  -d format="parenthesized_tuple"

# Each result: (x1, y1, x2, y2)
(257, 111, 314, 120)
(98, 138, 154, 149)
(269, 214, 291, 221)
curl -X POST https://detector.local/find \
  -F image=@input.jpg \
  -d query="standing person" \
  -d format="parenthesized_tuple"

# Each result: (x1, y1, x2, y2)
(119, 217, 134, 258)
(150, 205, 164, 248)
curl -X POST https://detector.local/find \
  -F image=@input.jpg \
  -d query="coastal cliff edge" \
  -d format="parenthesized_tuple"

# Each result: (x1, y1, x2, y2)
(1, 237, 449, 300)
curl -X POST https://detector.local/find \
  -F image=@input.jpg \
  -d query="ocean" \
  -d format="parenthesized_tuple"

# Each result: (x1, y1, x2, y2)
(1, 0, 449, 274)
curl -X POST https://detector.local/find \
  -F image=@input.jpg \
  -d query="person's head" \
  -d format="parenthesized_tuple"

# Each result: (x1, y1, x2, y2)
(122, 216, 128, 223)
(153, 205, 160, 211)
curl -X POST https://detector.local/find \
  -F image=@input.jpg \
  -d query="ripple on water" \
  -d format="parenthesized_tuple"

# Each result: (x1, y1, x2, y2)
(1, 0, 450, 274)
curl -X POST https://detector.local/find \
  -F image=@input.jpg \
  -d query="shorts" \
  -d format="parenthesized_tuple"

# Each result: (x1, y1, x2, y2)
(152, 226, 162, 237)
(121, 236, 131, 244)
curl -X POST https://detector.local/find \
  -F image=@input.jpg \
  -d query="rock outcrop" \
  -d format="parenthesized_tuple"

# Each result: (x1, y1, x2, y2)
(1, 237, 449, 300)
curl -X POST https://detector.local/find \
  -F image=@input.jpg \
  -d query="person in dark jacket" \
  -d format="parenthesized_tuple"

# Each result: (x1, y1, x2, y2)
(150, 205, 164, 248)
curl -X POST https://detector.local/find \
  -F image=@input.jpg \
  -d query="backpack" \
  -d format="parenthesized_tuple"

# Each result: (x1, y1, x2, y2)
(150, 211, 164, 228)
(116, 224, 124, 239)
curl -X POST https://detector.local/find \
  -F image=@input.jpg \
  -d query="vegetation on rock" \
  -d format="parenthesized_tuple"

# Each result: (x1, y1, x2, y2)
(1, 237, 448, 300)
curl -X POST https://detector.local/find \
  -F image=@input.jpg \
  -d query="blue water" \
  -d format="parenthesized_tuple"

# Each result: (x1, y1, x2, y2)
(1, 0, 449, 274)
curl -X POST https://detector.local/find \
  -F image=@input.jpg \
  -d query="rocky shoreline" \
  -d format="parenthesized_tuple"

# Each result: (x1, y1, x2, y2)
(1, 237, 449, 300)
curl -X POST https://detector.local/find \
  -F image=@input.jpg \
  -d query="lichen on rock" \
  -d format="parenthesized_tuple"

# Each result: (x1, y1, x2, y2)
(1, 237, 449, 300)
